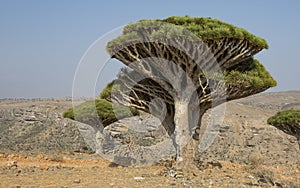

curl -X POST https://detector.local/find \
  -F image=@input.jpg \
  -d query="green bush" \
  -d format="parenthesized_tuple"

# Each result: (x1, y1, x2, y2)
(63, 99, 139, 126)
(267, 110, 300, 127)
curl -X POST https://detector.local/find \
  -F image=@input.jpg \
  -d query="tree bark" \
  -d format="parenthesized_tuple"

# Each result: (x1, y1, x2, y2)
(173, 100, 190, 161)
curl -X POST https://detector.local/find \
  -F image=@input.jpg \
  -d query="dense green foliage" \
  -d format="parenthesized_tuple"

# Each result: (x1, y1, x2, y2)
(224, 59, 277, 88)
(162, 16, 268, 48)
(107, 16, 268, 51)
(63, 99, 139, 126)
(267, 110, 300, 127)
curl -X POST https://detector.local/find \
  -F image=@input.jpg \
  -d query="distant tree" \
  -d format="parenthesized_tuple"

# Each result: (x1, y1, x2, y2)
(268, 110, 300, 151)
(105, 16, 276, 169)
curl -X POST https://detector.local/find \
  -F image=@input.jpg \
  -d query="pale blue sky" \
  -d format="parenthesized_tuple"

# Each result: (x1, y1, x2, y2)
(0, 0, 299, 98)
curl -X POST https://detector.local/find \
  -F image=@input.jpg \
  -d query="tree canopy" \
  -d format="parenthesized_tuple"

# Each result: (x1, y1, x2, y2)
(106, 16, 276, 106)
(107, 16, 268, 53)
(267, 110, 300, 136)
(63, 99, 139, 127)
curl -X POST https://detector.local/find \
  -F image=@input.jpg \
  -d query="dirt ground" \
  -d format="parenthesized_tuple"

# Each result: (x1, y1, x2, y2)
(0, 153, 299, 188)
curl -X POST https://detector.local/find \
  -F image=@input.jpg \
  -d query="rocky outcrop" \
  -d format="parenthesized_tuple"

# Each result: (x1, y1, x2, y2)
(81, 115, 176, 166)
(0, 99, 92, 155)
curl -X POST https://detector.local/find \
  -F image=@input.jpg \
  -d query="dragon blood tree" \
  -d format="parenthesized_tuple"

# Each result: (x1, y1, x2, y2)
(104, 16, 276, 168)
(268, 110, 300, 152)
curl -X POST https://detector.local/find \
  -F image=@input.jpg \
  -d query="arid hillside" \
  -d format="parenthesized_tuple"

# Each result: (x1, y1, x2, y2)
(0, 91, 299, 187)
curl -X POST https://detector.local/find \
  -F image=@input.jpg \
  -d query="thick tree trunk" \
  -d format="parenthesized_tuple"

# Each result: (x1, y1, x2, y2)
(173, 100, 203, 175)
(173, 100, 190, 161)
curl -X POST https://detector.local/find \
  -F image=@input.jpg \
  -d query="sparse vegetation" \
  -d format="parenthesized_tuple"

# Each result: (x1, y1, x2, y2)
(1, 93, 300, 187)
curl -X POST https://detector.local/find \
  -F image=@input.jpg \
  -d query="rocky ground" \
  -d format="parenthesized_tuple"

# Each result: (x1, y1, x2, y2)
(0, 98, 93, 156)
(0, 91, 300, 187)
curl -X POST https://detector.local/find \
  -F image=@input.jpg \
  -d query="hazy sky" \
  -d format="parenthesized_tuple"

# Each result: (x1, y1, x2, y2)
(0, 0, 299, 98)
